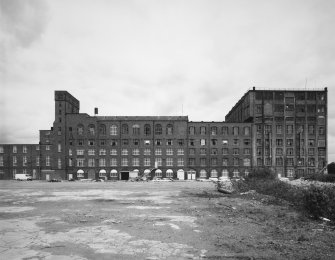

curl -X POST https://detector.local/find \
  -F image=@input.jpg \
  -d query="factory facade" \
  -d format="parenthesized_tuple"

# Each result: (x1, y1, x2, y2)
(0, 88, 328, 180)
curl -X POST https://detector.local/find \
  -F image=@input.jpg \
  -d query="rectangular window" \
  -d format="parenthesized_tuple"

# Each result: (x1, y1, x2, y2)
(99, 149, 106, 155)
(111, 140, 118, 146)
(222, 158, 228, 166)
(36, 156, 40, 166)
(144, 140, 151, 145)
(188, 158, 195, 166)
(222, 148, 228, 155)
(276, 148, 283, 155)
(244, 148, 250, 155)
(178, 139, 184, 146)
(23, 146, 27, 153)
(77, 149, 84, 155)
(77, 158, 84, 167)
(286, 125, 293, 134)
(244, 139, 251, 145)
(99, 158, 106, 167)
(121, 158, 128, 166)
(110, 149, 117, 155)
(0, 146, 3, 153)
(121, 149, 128, 156)
(287, 158, 294, 166)
(132, 158, 140, 167)
(222, 126, 229, 135)
(275, 157, 283, 166)
(23, 156, 27, 166)
(144, 158, 151, 167)
(243, 158, 251, 167)
(155, 149, 162, 156)
(166, 148, 173, 155)
(200, 158, 206, 166)
(122, 139, 129, 145)
(133, 139, 140, 145)
(132, 149, 140, 156)
(69, 158, 73, 167)
(276, 139, 283, 146)
(57, 143, 61, 153)
(189, 139, 195, 146)
(166, 139, 173, 146)
(200, 139, 206, 146)
(177, 158, 184, 166)
(88, 158, 95, 167)
(166, 158, 173, 166)
(189, 127, 195, 135)
(177, 149, 184, 156)
(189, 148, 195, 155)
(286, 139, 293, 146)
(233, 158, 239, 166)
(110, 158, 117, 167)
(155, 139, 162, 146)
(144, 149, 151, 156)
(233, 148, 239, 155)
(200, 148, 206, 155)
(211, 139, 217, 146)
(13, 146, 17, 153)
(211, 158, 217, 166)
(0, 156, 3, 166)
(276, 125, 283, 134)
(211, 148, 218, 155)
(287, 148, 294, 156)
(222, 139, 228, 145)
(308, 139, 315, 146)
(155, 158, 162, 167)
(57, 158, 61, 169)
(88, 149, 95, 156)
(46, 156, 50, 166)
(233, 126, 239, 136)
(318, 127, 325, 135)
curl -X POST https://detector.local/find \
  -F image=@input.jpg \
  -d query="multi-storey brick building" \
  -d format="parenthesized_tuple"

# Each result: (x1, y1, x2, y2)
(226, 87, 328, 177)
(0, 87, 328, 180)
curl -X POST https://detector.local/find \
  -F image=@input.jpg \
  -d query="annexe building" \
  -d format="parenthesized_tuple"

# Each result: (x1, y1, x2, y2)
(0, 87, 328, 180)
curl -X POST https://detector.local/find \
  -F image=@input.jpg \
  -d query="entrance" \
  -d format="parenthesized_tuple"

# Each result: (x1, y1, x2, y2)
(88, 169, 95, 179)
(120, 171, 129, 180)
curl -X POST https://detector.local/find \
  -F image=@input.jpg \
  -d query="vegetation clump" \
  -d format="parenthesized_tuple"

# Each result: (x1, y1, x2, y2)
(238, 168, 335, 222)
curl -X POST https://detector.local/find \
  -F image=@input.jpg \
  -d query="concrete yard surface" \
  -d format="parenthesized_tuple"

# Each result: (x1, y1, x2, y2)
(0, 181, 335, 260)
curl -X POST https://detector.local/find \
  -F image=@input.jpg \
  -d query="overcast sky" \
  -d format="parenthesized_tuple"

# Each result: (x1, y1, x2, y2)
(1, 0, 335, 162)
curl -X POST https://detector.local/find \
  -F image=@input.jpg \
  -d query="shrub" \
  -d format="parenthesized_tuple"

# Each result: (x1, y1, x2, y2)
(245, 178, 303, 205)
(246, 167, 277, 180)
(304, 173, 335, 183)
(327, 162, 335, 175)
(302, 185, 335, 221)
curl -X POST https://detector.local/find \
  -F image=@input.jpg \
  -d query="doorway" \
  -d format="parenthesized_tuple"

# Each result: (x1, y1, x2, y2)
(120, 171, 129, 180)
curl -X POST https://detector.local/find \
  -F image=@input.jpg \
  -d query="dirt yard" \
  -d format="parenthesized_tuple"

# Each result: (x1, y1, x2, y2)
(0, 180, 334, 260)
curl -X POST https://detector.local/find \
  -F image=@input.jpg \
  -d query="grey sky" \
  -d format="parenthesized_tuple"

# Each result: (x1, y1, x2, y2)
(1, 0, 335, 161)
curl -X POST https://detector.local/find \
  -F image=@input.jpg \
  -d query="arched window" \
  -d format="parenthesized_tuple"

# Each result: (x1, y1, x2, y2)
(88, 124, 95, 136)
(200, 126, 206, 135)
(77, 124, 84, 135)
(210, 169, 218, 177)
(144, 124, 151, 136)
(132, 124, 140, 135)
(200, 169, 207, 178)
(110, 125, 117, 135)
(221, 169, 229, 178)
(155, 124, 162, 135)
(99, 124, 106, 135)
(122, 124, 129, 135)
(166, 124, 173, 135)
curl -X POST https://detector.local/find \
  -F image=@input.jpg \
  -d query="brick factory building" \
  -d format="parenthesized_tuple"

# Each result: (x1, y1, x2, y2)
(0, 87, 328, 180)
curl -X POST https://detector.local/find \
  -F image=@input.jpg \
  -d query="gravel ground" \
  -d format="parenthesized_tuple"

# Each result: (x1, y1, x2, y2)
(0, 180, 335, 260)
